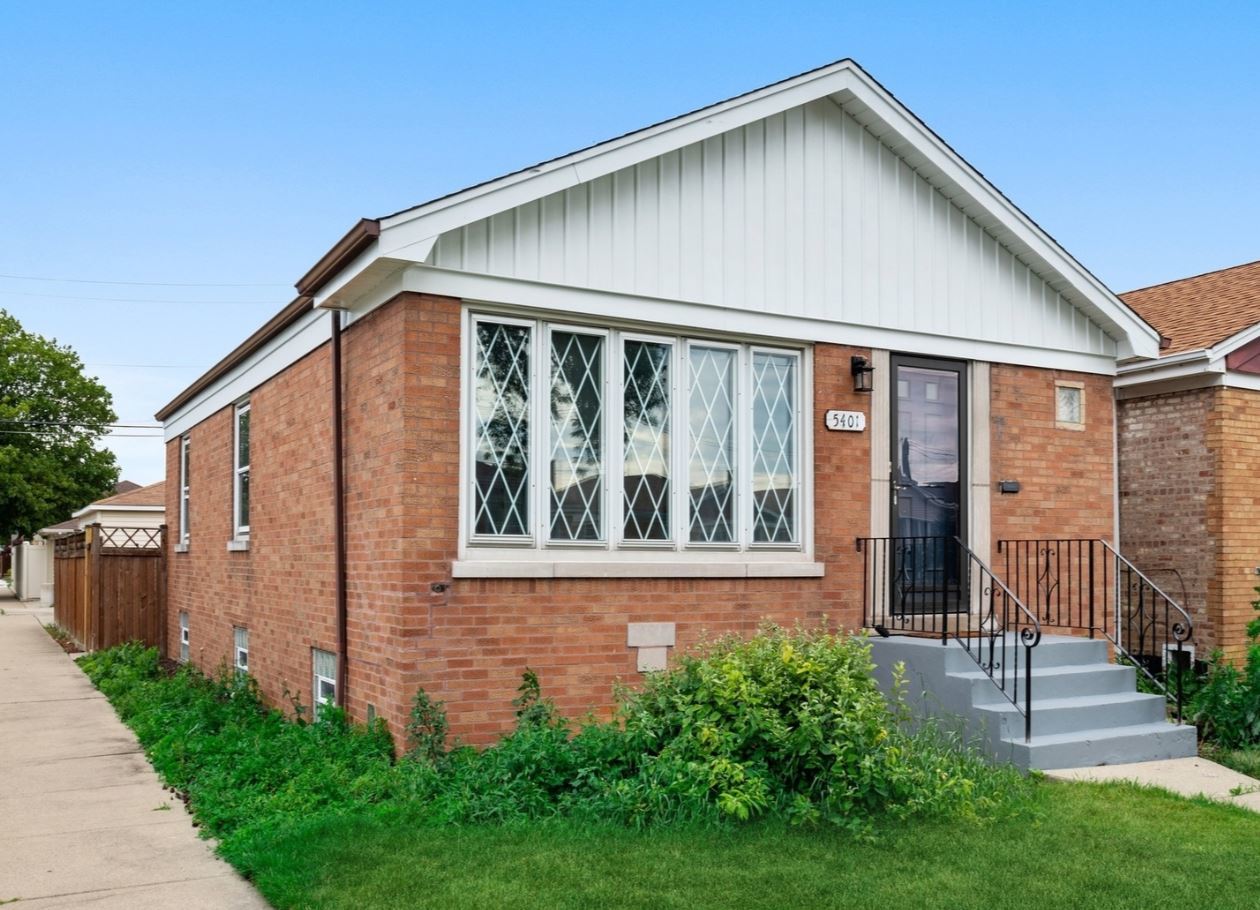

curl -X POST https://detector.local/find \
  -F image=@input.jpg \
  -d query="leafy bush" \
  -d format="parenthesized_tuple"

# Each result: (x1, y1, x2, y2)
(1190, 589, 1260, 749)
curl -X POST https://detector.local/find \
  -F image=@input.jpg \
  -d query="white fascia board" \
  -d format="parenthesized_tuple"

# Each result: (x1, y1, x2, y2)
(377, 63, 864, 236)
(1205, 319, 1260, 360)
(162, 307, 333, 441)
(838, 69, 1157, 358)
(70, 504, 164, 519)
(1114, 348, 1222, 389)
(386, 265, 1119, 375)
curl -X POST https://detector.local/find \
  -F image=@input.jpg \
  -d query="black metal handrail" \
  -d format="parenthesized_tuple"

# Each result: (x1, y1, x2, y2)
(997, 538, 1194, 723)
(857, 536, 1042, 741)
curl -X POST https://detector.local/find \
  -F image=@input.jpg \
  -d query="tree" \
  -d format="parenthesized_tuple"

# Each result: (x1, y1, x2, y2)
(0, 309, 120, 538)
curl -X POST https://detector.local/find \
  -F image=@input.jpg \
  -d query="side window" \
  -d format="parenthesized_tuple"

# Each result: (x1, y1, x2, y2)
(234, 401, 251, 536)
(178, 611, 190, 662)
(179, 436, 191, 543)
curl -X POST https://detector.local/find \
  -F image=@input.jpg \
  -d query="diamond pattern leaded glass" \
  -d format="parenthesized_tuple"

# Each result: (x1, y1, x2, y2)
(473, 322, 531, 536)
(688, 346, 736, 543)
(752, 352, 797, 543)
(623, 340, 671, 541)
(1056, 385, 1083, 425)
(549, 332, 604, 541)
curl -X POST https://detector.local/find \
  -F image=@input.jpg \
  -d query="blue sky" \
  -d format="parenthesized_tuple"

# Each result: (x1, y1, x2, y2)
(2, 1, 1258, 484)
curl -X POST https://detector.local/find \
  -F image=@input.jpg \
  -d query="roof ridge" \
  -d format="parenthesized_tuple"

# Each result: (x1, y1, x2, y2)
(1122, 257, 1260, 297)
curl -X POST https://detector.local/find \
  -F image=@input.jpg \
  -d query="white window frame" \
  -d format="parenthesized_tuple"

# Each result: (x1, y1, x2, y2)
(312, 648, 337, 719)
(179, 435, 191, 544)
(461, 309, 810, 560)
(233, 400, 250, 538)
(178, 611, 189, 663)
(233, 627, 248, 677)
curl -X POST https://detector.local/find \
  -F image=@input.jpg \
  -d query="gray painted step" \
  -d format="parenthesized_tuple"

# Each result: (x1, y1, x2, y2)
(976, 691, 1169, 738)
(867, 634, 1199, 771)
(1002, 722, 1198, 769)
(951, 663, 1137, 704)
(941, 634, 1109, 672)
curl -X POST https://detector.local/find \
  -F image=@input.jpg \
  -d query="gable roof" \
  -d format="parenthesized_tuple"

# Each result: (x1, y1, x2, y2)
(80, 480, 166, 511)
(1121, 259, 1260, 356)
(114, 480, 142, 494)
(158, 59, 1160, 425)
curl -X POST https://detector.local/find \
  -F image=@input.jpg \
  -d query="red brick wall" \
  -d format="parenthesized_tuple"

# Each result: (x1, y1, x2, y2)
(990, 364, 1116, 545)
(166, 342, 339, 708)
(1206, 388, 1260, 661)
(167, 292, 1120, 746)
(1117, 388, 1216, 652)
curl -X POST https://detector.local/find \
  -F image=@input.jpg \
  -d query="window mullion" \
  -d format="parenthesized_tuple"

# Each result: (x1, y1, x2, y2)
(738, 346, 752, 550)
(534, 320, 547, 546)
(608, 331, 622, 550)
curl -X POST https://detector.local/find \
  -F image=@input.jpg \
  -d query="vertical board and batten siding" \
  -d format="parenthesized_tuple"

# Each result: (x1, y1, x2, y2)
(430, 97, 1115, 357)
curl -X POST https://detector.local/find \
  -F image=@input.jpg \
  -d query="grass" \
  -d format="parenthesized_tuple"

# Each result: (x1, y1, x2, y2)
(1202, 741, 1260, 779)
(224, 781, 1260, 910)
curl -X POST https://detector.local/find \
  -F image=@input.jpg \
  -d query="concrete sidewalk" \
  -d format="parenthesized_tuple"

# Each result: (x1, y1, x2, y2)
(0, 593, 268, 908)
(1046, 757, 1260, 813)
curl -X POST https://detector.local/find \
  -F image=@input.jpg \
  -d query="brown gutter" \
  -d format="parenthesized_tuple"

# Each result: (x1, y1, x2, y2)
(295, 218, 380, 297)
(330, 309, 348, 708)
(155, 295, 313, 421)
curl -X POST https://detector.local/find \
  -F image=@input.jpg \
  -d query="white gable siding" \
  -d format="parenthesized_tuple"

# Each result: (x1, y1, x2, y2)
(429, 98, 1115, 358)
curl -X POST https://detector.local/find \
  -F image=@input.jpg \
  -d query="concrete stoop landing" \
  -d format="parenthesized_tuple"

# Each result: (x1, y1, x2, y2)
(868, 633, 1198, 771)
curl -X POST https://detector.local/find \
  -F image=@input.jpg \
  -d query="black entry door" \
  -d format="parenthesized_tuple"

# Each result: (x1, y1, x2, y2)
(890, 356, 966, 613)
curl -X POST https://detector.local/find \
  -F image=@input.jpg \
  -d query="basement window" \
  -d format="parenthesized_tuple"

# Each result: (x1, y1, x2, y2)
(1055, 381, 1085, 430)
(233, 627, 249, 677)
(178, 612, 189, 663)
(312, 648, 336, 719)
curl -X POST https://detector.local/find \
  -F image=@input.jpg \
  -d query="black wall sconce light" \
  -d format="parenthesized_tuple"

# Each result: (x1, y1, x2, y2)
(851, 355, 874, 393)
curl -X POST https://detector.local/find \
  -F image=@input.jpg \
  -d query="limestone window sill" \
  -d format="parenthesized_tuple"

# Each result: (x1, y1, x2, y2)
(226, 539, 250, 553)
(451, 559, 825, 580)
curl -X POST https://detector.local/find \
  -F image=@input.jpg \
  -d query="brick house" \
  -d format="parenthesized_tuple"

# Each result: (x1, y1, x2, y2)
(156, 60, 1191, 766)
(1117, 260, 1260, 662)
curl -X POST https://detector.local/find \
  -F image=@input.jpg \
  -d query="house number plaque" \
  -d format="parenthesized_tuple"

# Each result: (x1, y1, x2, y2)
(824, 410, 866, 432)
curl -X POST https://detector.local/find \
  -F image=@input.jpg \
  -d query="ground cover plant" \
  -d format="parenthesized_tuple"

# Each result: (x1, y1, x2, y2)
(79, 626, 1030, 841)
(79, 627, 1260, 908)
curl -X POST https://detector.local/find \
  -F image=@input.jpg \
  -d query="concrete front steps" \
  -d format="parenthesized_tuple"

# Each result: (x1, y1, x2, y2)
(868, 633, 1198, 770)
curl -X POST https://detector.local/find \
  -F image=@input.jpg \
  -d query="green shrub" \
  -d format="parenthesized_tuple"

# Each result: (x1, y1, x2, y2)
(1190, 589, 1260, 749)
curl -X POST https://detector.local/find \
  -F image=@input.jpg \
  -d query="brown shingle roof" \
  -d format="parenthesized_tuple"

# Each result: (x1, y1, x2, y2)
(114, 480, 142, 494)
(1121, 260, 1260, 356)
(90, 480, 165, 509)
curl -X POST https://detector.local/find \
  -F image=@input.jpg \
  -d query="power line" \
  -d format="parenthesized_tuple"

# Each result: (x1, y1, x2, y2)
(0, 420, 162, 429)
(0, 271, 286, 288)
(86, 362, 209, 370)
(0, 430, 162, 438)
(0, 289, 278, 306)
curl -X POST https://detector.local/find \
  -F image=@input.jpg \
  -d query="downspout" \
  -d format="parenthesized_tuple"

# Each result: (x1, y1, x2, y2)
(331, 308, 348, 708)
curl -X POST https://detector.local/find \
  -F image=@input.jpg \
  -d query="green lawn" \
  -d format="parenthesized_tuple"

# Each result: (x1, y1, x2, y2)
(226, 780, 1260, 910)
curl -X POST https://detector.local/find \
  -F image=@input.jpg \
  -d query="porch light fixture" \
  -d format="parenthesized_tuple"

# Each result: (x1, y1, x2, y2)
(851, 355, 874, 393)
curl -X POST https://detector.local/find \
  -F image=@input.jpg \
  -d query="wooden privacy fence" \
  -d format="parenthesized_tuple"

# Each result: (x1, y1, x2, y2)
(53, 524, 167, 652)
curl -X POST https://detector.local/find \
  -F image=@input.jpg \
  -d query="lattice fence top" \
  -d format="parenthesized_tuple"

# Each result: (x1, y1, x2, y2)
(98, 526, 163, 550)
(53, 531, 87, 557)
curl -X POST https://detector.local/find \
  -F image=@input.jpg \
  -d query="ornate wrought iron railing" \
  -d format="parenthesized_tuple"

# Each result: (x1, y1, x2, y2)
(997, 538, 1193, 723)
(857, 536, 1042, 741)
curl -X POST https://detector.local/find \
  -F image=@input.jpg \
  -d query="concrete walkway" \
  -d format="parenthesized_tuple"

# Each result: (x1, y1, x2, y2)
(0, 591, 268, 908)
(1047, 757, 1260, 813)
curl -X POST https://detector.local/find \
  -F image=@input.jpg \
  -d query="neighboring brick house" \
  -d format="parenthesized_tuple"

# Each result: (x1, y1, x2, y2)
(1118, 260, 1260, 662)
(156, 60, 1165, 748)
